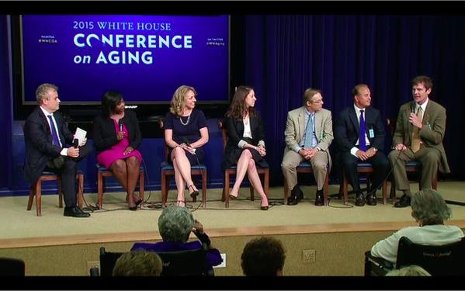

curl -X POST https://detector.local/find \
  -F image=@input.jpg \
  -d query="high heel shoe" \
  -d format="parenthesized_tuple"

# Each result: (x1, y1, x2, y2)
(229, 194, 238, 200)
(260, 195, 269, 211)
(188, 185, 199, 201)
(128, 202, 138, 211)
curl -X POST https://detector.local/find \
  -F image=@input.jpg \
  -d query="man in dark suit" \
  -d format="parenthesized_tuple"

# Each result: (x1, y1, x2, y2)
(389, 75, 450, 208)
(334, 84, 390, 206)
(23, 83, 91, 217)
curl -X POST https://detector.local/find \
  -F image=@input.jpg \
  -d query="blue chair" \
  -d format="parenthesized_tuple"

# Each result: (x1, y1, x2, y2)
(160, 151, 207, 207)
(27, 170, 84, 216)
(283, 161, 329, 205)
(96, 165, 144, 209)
(341, 162, 388, 205)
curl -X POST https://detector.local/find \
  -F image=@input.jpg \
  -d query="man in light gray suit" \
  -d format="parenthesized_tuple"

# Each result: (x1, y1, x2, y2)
(281, 88, 333, 206)
(389, 75, 450, 208)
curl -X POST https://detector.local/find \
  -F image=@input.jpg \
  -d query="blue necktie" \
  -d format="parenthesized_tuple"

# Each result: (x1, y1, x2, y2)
(303, 113, 314, 148)
(47, 115, 61, 147)
(359, 110, 367, 151)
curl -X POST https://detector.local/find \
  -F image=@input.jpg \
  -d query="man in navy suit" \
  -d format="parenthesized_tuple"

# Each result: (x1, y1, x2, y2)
(23, 83, 91, 217)
(334, 84, 390, 206)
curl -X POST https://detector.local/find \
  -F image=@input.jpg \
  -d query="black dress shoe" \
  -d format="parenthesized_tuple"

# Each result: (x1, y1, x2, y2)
(314, 190, 324, 206)
(287, 185, 303, 205)
(366, 194, 377, 206)
(64, 206, 90, 218)
(355, 193, 366, 206)
(394, 194, 411, 208)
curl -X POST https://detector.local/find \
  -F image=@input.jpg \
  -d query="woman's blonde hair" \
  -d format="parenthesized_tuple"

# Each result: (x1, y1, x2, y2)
(169, 85, 197, 116)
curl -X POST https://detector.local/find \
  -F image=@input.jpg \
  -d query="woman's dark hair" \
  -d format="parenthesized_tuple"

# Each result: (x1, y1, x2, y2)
(226, 85, 256, 120)
(101, 90, 123, 117)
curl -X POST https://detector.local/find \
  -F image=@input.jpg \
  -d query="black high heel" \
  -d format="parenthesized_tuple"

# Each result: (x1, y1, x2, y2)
(188, 185, 199, 201)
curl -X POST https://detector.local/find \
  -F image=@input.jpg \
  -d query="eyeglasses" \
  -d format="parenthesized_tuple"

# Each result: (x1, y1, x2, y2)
(311, 99, 323, 104)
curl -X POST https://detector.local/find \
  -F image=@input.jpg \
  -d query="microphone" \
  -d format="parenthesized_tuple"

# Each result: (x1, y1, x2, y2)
(410, 102, 416, 114)
(118, 119, 124, 132)
(72, 138, 79, 148)
(183, 137, 196, 155)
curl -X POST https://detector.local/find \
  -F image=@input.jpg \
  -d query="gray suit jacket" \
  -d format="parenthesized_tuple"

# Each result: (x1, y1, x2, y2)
(393, 100, 450, 173)
(283, 106, 334, 167)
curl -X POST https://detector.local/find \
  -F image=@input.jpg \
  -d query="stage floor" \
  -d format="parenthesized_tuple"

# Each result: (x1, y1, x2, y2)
(2, 181, 465, 249)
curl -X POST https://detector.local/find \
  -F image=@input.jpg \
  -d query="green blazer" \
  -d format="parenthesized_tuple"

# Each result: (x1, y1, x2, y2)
(392, 100, 450, 173)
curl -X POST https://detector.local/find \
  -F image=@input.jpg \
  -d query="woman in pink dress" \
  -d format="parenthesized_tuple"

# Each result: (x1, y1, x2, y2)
(93, 91, 143, 210)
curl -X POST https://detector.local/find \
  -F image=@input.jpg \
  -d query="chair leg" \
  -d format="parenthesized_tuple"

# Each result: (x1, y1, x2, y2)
(382, 180, 388, 205)
(201, 171, 207, 207)
(323, 173, 329, 206)
(27, 186, 35, 211)
(390, 178, 396, 205)
(342, 173, 349, 205)
(139, 170, 145, 201)
(263, 169, 270, 202)
(57, 176, 63, 208)
(161, 173, 167, 207)
(432, 173, 438, 190)
(249, 186, 255, 201)
(97, 172, 104, 210)
(224, 172, 230, 208)
(283, 177, 289, 205)
(77, 173, 84, 209)
(35, 181, 42, 216)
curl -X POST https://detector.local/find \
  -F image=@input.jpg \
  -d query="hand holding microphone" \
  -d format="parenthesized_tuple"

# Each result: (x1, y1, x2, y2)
(182, 138, 196, 155)
(116, 119, 124, 141)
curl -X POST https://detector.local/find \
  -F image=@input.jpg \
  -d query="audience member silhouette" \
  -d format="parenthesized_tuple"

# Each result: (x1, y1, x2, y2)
(241, 236, 286, 276)
(112, 250, 163, 276)
(370, 189, 464, 264)
(385, 265, 431, 276)
(131, 206, 223, 272)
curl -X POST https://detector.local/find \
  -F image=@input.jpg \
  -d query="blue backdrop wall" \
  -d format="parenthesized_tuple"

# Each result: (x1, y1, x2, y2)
(2, 11, 465, 197)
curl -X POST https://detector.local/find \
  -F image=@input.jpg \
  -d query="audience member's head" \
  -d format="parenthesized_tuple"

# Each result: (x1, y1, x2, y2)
(385, 265, 431, 276)
(241, 236, 286, 276)
(411, 189, 451, 226)
(158, 205, 194, 243)
(112, 250, 163, 276)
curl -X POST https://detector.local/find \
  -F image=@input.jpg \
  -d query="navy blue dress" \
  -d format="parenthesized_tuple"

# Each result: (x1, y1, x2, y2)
(164, 109, 208, 165)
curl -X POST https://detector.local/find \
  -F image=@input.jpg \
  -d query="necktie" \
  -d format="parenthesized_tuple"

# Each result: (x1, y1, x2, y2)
(411, 106, 423, 153)
(303, 113, 314, 148)
(47, 115, 61, 147)
(359, 110, 367, 151)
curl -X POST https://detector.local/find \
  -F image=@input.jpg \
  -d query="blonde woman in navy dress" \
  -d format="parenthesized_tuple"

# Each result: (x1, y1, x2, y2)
(164, 85, 209, 207)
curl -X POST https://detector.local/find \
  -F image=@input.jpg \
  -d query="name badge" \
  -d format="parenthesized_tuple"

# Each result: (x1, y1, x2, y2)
(369, 128, 375, 138)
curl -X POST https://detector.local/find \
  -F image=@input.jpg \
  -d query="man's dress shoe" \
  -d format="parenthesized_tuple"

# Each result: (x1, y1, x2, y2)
(287, 185, 303, 205)
(355, 193, 366, 207)
(394, 194, 411, 208)
(314, 189, 324, 206)
(64, 206, 90, 217)
(366, 194, 377, 206)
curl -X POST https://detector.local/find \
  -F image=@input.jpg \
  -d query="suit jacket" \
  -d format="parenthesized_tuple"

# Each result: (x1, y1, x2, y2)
(334, 105, 385, 152)
(224, 114, 265, 151)
(393, 100, 450, 173)
(92, 110, 142, 153)
(283, 106, 334, 165)
(23, 107, 74, 183)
